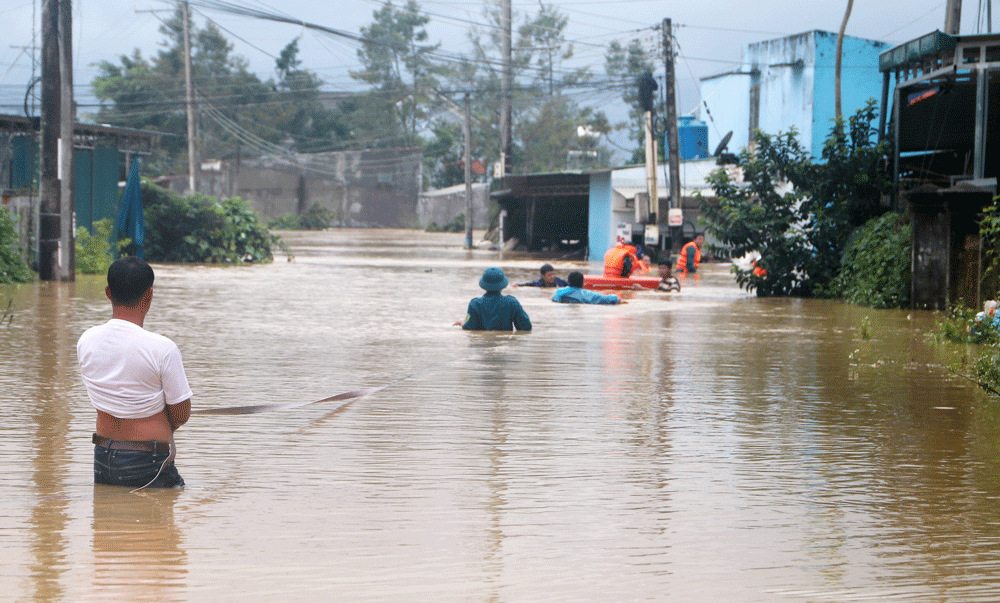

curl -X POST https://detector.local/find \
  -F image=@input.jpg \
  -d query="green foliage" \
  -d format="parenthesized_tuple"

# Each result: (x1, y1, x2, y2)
(830, 212, 911, 309)
(425, 213, 466, 232)
(701, 128, 814, 297)
(935, 303, 1000, 344)
(701, 101, 893, 300)
(91, 12, 350, 176)
(267, 204, 336, 230)
(978, 195, 1000, 298)
(142, 181, 274, 263)
(75, 218, 130, 275)
(0, 208, 32, 284)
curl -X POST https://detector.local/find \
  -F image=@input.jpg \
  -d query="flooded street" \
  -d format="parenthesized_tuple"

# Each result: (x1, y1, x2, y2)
(3, 227, 1000, 602)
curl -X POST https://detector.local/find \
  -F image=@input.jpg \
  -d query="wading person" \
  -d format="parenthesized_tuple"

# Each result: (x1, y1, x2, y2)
(460, 267, 532, 331)
(552, 271, 624, 304)
(657, 262, 681, 292)
(514, 263, 568, 288)
(603, 243, 647, 278)
(676, 234, 705, 275)
(77, 256, 192, 488)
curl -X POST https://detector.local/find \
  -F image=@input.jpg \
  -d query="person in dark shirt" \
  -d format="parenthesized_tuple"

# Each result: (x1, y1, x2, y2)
(461, 267, 532, 331)
(514, 263, 567, 288)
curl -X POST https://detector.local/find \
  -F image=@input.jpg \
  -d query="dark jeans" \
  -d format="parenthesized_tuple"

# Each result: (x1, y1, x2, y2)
(94, 445, 185, 488)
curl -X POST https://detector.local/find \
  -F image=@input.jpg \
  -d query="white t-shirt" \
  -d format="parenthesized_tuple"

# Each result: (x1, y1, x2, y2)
(77, 319, 193, 419)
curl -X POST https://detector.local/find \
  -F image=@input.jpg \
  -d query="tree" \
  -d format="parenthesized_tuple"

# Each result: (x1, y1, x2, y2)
(351, 0, 443, 148)
(605, 39, 659, 164)
(701, 102, 893, 299)
(91, 11, 352, 175)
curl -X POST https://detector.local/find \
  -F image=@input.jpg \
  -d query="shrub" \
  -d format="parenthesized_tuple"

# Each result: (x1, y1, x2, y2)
(0, 208, 32, 284)
(142, 181, 275, 263)
(830, 212, 911, 309)
(425, 213, 466, 233)
(267, 203, 336, 230)
(76, 218, 129, 274)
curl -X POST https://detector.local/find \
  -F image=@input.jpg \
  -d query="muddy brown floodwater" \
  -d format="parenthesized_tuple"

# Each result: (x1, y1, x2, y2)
(2, 228, 1000, 602)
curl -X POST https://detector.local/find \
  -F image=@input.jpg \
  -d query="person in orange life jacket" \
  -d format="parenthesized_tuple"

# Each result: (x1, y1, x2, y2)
(676, 234, 704, 275)
(752, 257, 767, 278)
(603, 243, 648, 278)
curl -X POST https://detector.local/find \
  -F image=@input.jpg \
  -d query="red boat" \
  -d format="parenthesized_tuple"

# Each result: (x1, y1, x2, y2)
(583, 274, 661, 290)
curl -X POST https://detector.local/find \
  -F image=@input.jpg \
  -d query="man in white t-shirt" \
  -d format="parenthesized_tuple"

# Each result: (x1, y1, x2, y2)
(78, 256, 192, 488)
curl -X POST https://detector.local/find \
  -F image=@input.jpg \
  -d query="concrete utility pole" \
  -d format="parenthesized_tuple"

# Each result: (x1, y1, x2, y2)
(662, 19, 681, 223)
(944, 0, 962, 35)
(500, 0, 512, 175)
(464, 93, 474, 250)
(38, 0, 74, 281)
(183, 0, 197, 193)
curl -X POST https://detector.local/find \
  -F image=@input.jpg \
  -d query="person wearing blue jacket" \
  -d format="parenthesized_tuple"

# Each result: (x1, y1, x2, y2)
(461, 267, 532, 331)
(551, 272, 624, 304)
(514, 263, 568, 288)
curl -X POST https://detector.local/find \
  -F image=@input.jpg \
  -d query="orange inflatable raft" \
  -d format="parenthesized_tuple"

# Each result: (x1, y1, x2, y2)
(583, 274, 662, 290)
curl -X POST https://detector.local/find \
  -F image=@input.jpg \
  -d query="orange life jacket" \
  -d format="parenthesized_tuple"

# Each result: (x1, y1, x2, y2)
(604, 245, 637, 277)
(676, 241, 701, 273)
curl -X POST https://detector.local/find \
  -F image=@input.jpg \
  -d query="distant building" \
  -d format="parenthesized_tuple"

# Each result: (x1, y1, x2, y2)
(417, 183, 489, 230)
(700, 30, 891, 159)
(493, 159, 720, 260)
(0, 113, 155, 264)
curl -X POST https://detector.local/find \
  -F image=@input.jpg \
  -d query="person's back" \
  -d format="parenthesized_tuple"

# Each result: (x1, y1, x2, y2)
(78, 256, 191, 489)
(552, 271, 621, 304)
(462, 268, 532, 331)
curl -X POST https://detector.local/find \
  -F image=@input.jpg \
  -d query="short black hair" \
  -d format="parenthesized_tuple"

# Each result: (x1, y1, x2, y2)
(540, 263, 555, 274)
(568, 271, 584, 288)
(107, 256, 154, 307)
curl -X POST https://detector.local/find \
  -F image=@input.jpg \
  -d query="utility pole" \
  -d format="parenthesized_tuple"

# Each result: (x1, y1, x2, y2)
(944, 0, 962, 35)
(639, 71, 657, 225)
(38, 0, 73, 281)
(663, 19, 681, 227)
(464, 93, 474, 250)
(500, 0, 512, 175)
(835, 0, 855, 121)
(182, 0, 197, 193)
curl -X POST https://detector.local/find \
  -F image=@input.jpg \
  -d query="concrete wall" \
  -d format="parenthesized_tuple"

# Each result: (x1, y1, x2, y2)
(701, 31, 890, 159)
(198, 148, 422, 228)
(417, 183, 489, 229)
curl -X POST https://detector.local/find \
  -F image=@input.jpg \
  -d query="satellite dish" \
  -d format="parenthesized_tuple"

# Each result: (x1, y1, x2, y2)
(713, 131, 733, 157)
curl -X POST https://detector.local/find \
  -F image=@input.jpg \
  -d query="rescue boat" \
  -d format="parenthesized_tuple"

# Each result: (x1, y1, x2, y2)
(583, 274, 662, 290)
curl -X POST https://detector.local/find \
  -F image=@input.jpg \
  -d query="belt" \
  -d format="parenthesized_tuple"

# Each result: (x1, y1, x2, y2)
(92, 433, 170, 455)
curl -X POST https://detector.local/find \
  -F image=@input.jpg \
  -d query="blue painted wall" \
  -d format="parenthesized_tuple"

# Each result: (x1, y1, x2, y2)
(587, 171, 613, 261)
(700, 31, 890, 159)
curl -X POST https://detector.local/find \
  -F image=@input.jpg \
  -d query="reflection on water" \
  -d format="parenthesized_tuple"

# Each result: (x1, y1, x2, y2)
(3, 228, 1000, 602)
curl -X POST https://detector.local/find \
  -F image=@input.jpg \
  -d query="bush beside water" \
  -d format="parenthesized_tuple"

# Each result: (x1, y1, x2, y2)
(142, 181, 275, 263)
(0, 208, 32, 284)
(75, 218, 127, 275)
(267, 204, 336, 230)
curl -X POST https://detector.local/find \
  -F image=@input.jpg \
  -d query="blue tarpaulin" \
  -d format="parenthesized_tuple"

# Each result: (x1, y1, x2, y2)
(115, 157, 144, 258)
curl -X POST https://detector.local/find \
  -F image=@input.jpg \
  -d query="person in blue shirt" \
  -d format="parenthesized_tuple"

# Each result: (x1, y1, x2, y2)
(514, 263, 568, 288)
(551, 271, 624, 305)
(461, 267, 532, 331)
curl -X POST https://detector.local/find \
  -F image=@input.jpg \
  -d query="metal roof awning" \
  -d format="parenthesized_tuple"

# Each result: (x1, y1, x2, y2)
(880, 30, 957, 73)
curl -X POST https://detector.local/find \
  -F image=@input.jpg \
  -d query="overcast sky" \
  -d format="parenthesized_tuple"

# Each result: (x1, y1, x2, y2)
(0, 0, 989, 123)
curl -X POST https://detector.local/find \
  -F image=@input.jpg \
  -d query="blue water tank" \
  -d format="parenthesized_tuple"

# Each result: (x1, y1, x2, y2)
(674, 115, 709, 160)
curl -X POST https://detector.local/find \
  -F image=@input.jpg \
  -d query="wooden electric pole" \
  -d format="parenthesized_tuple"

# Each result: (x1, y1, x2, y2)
(835, 0, 855, 121)
(38, 0, 74, 281)
(183, 0, 197, 193)
(663, 19, 681, 224)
